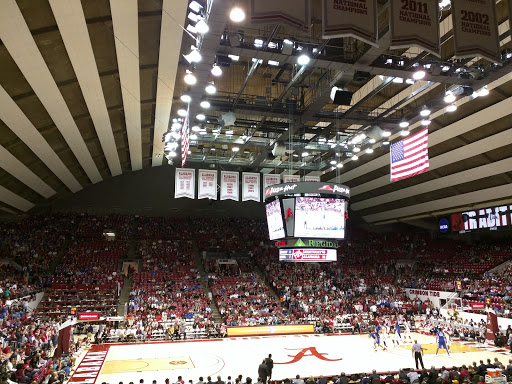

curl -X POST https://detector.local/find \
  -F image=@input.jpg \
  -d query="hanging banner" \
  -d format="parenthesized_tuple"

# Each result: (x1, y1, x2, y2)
(322, 0, 378, 46)
(250, 0, 310, 32)
(198, 169, 217, 200)
(263, 174, 281, 189)
(451, 0, 500, 63)
(175, 168, 195, 199)
(304, 175, 320, 182)
(283, 175, 300, 183)
(242, 172, 261, 202)
(220, 171, 239, 201)
(390, 0, 440, 57)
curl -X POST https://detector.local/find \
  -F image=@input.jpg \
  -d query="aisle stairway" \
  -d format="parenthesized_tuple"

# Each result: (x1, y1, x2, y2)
(254, 265, 280, 301)
(117, 276, 132, 317)
(191, 239, 222, 323)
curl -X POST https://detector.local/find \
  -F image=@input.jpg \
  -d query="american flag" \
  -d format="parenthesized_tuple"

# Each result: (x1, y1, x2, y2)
(181, 106, 190, 168)
(390, 128, 429, 182)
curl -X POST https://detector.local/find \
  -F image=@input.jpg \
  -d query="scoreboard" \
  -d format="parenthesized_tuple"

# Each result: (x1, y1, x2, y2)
(264, 182, 350, 262)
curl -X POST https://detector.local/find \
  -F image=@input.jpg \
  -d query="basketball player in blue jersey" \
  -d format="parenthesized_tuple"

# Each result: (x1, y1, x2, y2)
(396, 321, 401, 339)
(436, 328, 450, 356)
(370, 328, 384, 351)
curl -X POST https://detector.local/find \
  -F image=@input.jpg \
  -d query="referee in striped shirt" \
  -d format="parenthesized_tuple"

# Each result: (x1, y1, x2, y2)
(412, 340, 425, 369)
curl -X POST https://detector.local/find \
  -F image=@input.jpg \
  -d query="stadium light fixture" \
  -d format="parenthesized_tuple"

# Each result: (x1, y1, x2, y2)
(230, 7, 245, 22)
(180, 94, 192, 103)
(232, 147, 240, 152)
(382, 130, 392, 137)
(195, 18, 209, 34)
(196, 114, 206, 121)
(200, 100, 211, 109)
(189, 1, 203, 13)
(413, 69, 426, 80)
(184, 71, 197, 85)
(336, 163, 343, 168)
(177, 109, 187, 117)
(211, 64, 222, 77)
(352, 155, 359, 161)
(444, 91, 456, 103)
(366, 148, 374, 154)
(205, 82, 216, 94)
(297, 54, 310, 66)
(420, 106, 431, 117)
(401, 130, 410, 136)
(446, 103, 457, 112)
(330, 160, 337, 165)
(421, 119, 431, 126)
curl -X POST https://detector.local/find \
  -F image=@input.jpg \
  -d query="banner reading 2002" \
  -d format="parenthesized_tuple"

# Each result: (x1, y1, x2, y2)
(451, 0, 500, 62)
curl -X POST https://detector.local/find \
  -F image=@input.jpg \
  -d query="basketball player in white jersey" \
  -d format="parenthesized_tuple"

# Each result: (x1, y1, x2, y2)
(380, 324, 389, 350)
(391, 326, 400, 348)
(445, 330, 452, 353)
(403, 318, 413, 342)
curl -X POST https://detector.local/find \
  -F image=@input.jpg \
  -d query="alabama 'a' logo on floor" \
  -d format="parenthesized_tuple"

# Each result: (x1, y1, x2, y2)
(275, 347, 343, 364)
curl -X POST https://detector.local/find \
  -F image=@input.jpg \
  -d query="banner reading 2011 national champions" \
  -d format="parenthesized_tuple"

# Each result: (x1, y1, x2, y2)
(390, 0, 440, 56)
(322, 0, 377, 46)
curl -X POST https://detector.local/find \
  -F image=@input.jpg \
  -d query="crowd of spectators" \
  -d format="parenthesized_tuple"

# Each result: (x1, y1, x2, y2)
(205, 258, 284, 326)
(124, 239, 214, 341)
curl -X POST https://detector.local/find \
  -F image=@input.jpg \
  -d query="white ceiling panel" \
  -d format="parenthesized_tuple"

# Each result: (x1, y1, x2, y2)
(0, 85, 82, 193)
(152, 0, 188, 166)
(49, 0, 123, 177)
(0, 0, 102, 185)
(110, 0, 143, 171)
(0, 186, 34, 212)
(0, 145, 55, 198)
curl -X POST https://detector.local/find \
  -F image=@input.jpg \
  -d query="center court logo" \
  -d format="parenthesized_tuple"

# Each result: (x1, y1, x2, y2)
(275, 347, 343, 365)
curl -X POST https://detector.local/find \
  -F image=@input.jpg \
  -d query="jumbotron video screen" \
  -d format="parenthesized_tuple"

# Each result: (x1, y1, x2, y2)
(294, 197, 345, 239)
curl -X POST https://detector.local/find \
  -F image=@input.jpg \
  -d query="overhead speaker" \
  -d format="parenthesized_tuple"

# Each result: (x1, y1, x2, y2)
(272, 143, 286, 157)
(330, 87, 353, 106)
(218, 111, 236, 127)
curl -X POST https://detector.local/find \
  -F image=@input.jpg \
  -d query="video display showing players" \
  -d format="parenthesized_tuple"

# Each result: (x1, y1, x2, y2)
(294, 197, 345, 239)
(265, 199, 285, 240)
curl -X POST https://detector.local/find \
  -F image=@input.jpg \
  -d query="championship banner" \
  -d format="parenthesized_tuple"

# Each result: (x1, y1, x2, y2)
(283, 174, 300, 183)
(485, 311, 499, 344)
(451, 0, 500, 62)
(263, 174, 280, 189)
(250, 0, 310, 32)
(390, 0, 440, 57)
(304, 175, 320, 182)
(174, 168, 195, 199)
(242, 172, 261, 202)
(198, 169, 217, 200)
(322, 0, 378, 46)
(220, 171, 239, 201)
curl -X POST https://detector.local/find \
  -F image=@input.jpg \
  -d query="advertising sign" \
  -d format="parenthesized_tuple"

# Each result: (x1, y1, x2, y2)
(279, 248, 337, 262)
(78, 313, 100, 321)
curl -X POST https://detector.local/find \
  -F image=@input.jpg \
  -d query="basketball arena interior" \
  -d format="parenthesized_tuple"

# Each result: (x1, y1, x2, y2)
(1, 0, 512, 383)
